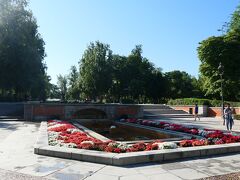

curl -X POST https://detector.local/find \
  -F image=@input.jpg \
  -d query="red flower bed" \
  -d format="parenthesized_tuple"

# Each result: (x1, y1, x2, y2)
(48, 119, 240, 152)
(47, 120, 170, 153)
(121, 118, 240, 147)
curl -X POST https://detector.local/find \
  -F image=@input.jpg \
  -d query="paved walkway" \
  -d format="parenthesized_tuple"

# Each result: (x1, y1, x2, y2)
(1, 119, 240, 180)
(154, 117, 240, 132)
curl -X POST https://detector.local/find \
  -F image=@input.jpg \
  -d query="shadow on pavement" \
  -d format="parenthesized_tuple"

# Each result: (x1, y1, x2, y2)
(0, 121, 40, 131)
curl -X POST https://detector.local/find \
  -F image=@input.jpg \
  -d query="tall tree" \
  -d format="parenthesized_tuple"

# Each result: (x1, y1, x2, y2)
(67, 65, 80, 100)
(165, 71, 198, 99)
(109, 54, 128, 102)
(79, 41, 113, 101)
(0, 0, 48, 101)
(145, 68, 167, 103)
(48, 84, 61, 99)
(198, 32, 240, 101)
(228, 4, 240, 32)
(198, 3, 240, 101)
(125, 45, 155, 102)
(57, 75, 68, 101)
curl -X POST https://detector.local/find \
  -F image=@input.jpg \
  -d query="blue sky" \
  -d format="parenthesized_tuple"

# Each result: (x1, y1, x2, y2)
(29, 0, 239, 84)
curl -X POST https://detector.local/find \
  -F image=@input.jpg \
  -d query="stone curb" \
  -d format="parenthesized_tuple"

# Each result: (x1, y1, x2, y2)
(34, 121, 240, 166)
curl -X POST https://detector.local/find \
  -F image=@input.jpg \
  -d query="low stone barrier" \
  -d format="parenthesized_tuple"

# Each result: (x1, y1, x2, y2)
(34, 121, 240, 166)
(25, 103, 143, 121)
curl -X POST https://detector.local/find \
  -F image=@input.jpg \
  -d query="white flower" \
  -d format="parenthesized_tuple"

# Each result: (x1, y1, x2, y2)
(117, 142, 129, 150)
(66, 128, 81, 134)
(80, 141, 94, 145)
(108, 142, 119, 148)
(47, 123, 66, 130)
(60, 143, 77, 148)
(47, 120, 62, 127)
(48, 131, 60, 140)
(155, 142, 178, 149)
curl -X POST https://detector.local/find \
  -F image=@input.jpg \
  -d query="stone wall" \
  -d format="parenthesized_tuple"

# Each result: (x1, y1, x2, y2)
(208, 107, 240, 117)
(171, 105, 208, 117)
(24, 103, 143, 121)
(0, 102, 24, 117)
(171, 105, 240, 117)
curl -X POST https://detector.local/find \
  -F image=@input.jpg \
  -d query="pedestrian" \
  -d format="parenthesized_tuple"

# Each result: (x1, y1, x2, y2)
(194, 103, 200, 121)
(224, 103, 234, 131)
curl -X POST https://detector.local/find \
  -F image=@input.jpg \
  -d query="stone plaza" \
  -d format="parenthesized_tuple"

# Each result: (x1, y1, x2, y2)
(1, 116, 240, 180)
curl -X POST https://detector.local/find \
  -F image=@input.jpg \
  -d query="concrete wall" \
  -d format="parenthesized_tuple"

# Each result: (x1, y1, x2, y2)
(171, 105, 240, 117)
(208, 107, 240, 117)
(171, 105, 208, 117)
(0, 102, 24, 117)
(24, 103, 143, 121)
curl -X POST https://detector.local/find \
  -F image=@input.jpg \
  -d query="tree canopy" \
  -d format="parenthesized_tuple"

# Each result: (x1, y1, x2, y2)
(0, 0, 49, 101)
(61, 42, 200, 103)
(165, 71, 200, 99)
(78, 41, 113, 101)
(198, 3, 240, 101)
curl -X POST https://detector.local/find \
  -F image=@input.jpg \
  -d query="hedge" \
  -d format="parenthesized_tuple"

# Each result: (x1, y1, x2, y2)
(168, 98, 240, 107)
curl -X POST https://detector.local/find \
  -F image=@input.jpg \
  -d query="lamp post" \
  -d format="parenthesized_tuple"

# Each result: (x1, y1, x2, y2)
(218, 62, 224, 121)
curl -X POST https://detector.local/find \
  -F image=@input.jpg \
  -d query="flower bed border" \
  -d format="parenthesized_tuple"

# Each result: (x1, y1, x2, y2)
(35, 121, 240, 166)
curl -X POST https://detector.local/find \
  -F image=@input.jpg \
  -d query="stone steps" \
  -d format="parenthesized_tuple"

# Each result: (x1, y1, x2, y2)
(144, 109, 188, 114)
(143, 104, 193, 119)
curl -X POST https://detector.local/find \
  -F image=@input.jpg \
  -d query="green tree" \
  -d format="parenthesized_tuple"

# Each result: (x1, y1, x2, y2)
(125, 45, 155, 103)
(0, 0, 48, 101)
(165, 71, 198, 99)
(109, 55, 128, 102)
(198, 3, 240, 101)
(67, 65, 80, 100)
(48, 84, 61, 99)
(110, 45, 166, 103)
(57, 75, 68, 101)
(145, 68, 167, 103)
(228, 4, 240, 32)
(198, 31, 240, 101)
(79, 41, 113, 101)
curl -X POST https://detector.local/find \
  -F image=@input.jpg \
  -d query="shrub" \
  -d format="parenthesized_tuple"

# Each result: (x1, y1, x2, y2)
(168, 98, 240, 107)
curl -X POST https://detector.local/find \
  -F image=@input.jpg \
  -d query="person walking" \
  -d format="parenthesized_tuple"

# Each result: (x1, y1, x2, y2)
(194, 103, 200, 121)
(224, 103, 234, 131)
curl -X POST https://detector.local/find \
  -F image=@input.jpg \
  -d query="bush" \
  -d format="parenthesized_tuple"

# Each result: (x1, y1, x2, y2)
(168, 98, 211, 106)
(168, 98, 240, 107)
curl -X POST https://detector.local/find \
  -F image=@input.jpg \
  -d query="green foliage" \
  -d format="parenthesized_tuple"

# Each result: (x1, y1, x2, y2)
(168, 98, 240, 107)
(48, 84, 61, 99)
(57, 75, 68, 101)
(168, 98, 211, 106)
(109, 45, 166, 103)
(57, 42, 204, 103)
(67, 65, 79, 100)
(0, 0, 49, 101)
(228, 4, 240, 32)
(79, 41, 113, 101)
(165, 71, 202, 99)
(198, 3, 240, 101)
(198, 32, 240, 101)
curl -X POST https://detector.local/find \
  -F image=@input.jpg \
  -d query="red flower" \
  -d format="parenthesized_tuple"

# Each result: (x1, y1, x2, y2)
(132, 142, 146, 151)
(105, 146, 114, 152)
(192, 139, 207, 146)
(78, 142, 94, 150)
(113, 148, 121, 153)
(179, 140, 193, 147)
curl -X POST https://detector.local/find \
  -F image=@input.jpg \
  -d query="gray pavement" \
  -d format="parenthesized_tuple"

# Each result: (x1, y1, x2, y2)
(0, 119, 240, 180)
(153, 117, 240, 132)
